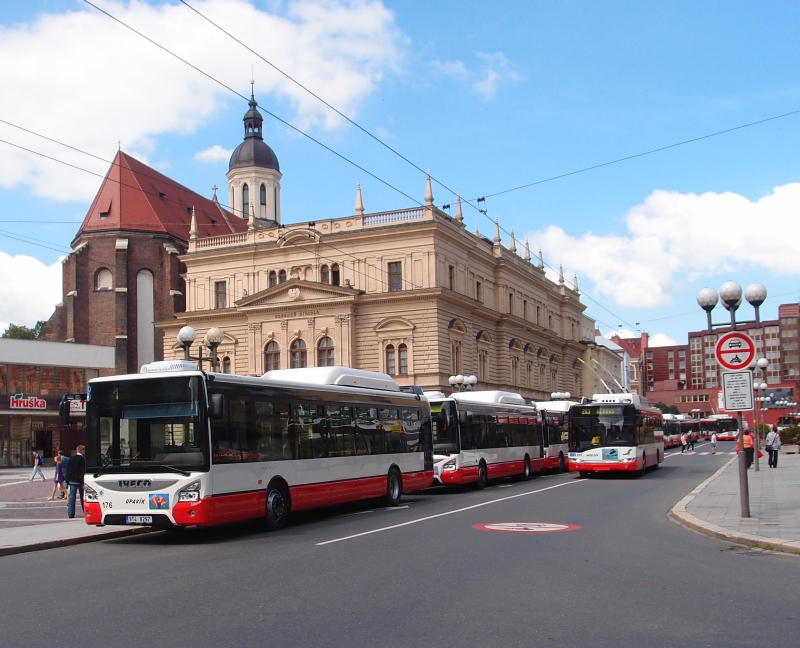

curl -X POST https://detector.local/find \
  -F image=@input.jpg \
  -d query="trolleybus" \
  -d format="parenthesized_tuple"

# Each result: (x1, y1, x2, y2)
(534, 399, 578, 471)
(699, 414, 738, 441)
(428, 390, 544, 488)
(567, 393, 664, 476)
(77, 363, 433, 531)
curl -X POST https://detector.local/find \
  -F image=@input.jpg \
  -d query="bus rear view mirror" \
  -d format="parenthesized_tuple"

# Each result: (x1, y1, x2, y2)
(58, 397, 71, 425)
(208, 393, 225, 419)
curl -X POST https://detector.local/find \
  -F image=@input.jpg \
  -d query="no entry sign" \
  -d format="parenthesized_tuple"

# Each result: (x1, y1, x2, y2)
(714, 332, 756, 371)
(473, 522, 581, 533)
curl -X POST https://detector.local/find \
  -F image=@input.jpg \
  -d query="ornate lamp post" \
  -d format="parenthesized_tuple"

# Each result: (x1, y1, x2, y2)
(204, 327, 225, 372)
(448, 375, 477, 392)
(177, 326, 197, 361)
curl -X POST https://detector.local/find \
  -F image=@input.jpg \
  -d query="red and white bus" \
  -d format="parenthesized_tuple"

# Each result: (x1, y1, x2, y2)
(700, 414, 738, 441)
(79, 364, 433, 531)
(428, 390, 545, 488)
(568, 393, 664, 476)
(534, 400, 578, 471)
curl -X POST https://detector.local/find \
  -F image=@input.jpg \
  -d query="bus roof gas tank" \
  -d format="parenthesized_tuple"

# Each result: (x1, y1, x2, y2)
(451, 390, 528, 406)
(591, 393, 650, 407)
(140, 360, 199, 373)
(262, 367, 400, 392)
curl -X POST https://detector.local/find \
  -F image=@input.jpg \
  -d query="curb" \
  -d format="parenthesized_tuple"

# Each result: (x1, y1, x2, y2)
(0, 526, 154, 558)
(670, 456, 800, 556)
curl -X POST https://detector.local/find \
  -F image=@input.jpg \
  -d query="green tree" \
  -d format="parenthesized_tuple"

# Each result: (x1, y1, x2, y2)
(653, 402, 679, 414)
(1, 321, 46, 340)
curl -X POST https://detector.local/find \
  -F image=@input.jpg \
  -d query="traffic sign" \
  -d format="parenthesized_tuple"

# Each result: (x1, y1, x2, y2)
(472, 522, 581, 533)
(715, 332, 756, 371)
(722, 370, 754, 411)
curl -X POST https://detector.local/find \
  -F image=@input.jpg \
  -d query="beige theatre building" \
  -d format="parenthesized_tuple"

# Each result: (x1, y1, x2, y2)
(159, 93, 590, 398)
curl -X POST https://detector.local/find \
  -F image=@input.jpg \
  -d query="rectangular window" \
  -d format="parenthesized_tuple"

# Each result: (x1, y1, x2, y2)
(523, 300, 528, 321)
(388, 262, 402, 292)
(509, 293, 514, 315)
(448, 265, 455, 290)
(476, 281, 482, 302)
(399, 345, 408, 375)
(214, 281, 227, 309)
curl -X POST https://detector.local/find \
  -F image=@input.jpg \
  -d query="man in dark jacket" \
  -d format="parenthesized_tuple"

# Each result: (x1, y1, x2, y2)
(65, 445, 86, 519)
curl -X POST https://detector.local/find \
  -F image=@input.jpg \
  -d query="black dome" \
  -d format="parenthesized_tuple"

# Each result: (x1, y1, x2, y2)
(229, 91, 280, 172)
(229, 138, 280, 172)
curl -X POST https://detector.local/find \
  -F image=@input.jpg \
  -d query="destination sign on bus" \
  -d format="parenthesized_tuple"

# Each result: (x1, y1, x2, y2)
(580, 407, 619, 416)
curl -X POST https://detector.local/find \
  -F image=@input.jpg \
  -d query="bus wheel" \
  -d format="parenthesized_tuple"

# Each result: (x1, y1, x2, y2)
(477, 462, 488, 490)
(639, 454, 647, 477)
(522, 456, 531, 480)
(384, 468, 402, 507)
(579, 471, 590, 478)
(559, 453, 567, 473)
(264, 480, 290, 531)
(653, 451, 660, 469)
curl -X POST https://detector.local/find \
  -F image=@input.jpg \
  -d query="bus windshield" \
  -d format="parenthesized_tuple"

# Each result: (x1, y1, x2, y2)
(85, 376, 208, 473)
(569, 406, 637, 450)
(431, 401, 459, 455)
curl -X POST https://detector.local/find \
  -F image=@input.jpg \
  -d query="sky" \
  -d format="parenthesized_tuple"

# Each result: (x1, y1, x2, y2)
(1, 0, 799, 347)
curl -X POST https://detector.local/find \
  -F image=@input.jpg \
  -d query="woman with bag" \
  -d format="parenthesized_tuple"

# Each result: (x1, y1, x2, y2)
(766, 425, 782, 468)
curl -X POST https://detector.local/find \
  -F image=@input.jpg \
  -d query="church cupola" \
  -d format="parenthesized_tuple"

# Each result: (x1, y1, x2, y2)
(227, 82, 282, 224)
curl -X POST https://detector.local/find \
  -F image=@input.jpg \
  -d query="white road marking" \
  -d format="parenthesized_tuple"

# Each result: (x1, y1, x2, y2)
(385, 505, 409, 511)
(700, 452, 710, 455)
(498, 484, 514, 488)
(316, 478, 584, 546)
(0, 481, 31, 488)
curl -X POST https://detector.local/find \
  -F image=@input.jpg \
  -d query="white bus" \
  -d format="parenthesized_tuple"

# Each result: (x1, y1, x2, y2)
(78, 364, 433, 531)
(534, 400, 578, 471)
(427, 390, 545, 488)
(567, 393, 664, 477)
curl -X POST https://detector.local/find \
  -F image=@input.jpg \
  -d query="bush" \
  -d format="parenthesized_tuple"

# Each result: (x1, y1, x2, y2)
(778, 426, 800, 445)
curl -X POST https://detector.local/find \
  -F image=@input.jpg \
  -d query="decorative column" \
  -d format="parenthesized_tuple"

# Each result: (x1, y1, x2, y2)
(280, 320, 289, 369)
(307, 318, 316, 366)
(248, 322, 262, 375)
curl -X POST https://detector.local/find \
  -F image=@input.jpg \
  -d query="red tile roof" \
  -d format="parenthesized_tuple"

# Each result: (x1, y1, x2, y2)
(74, 151, 246, 243)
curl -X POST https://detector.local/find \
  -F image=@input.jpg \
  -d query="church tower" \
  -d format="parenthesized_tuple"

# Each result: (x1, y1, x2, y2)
(226, 85, 282, 224)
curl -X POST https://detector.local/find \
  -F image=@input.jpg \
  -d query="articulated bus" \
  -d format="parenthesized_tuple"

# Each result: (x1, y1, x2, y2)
(567, 393, 664, 477)
(428, 390, 544, 488)
(534, 400, 578, 471)
(699, 414, 738, 441)
(79, 364, 433, 531)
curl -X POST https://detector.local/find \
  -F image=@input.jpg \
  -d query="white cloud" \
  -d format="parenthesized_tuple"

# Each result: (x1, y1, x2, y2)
(0, 252, 62, 332)
(0, 0, 404, 201)
(648, 332, 678, 347)
(605, 329, 637, 339)
(433, 51, 519, 101)
(195, 145, 232, 162)
(527, 181, 800, 308)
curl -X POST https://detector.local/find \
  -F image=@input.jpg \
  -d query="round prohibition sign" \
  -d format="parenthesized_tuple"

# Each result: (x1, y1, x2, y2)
(715, 331, 756, 371)
(473, 522, 581, 533)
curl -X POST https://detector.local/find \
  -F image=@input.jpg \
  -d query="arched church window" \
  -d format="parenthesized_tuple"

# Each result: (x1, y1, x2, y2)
(269, 271, 277, 288)
(386, 345, 396, 375)
(331, 263, 340, 286)
(278, 269, 287, 283)
(222, 356, 231, 374)
(398, 343, 408, 375)
(317, 337, 334, 367)
(290, 339, 307, 368)
(264, 341, 280, 371)
(242, 184, 249, 219)
(321, 265, 330, 284)
(260, 184, 266, 206)
(95, 268, 112, 291)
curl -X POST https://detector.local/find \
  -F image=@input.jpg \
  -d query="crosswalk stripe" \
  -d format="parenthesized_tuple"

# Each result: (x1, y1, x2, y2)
(700, 452, 709, 455)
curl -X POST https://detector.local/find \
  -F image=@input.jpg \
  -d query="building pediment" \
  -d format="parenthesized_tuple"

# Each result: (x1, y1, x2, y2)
(235, 278, 359, 309)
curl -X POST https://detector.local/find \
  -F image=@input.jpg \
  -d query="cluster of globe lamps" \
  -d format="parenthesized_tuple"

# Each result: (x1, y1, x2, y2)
(448, 375, 478, 392)
(176, 325, 224, 371)
(696, 280, 767, 329)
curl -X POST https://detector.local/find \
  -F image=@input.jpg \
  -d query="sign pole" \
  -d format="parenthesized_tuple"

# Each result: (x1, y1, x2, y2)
(737, 412, 750, 518)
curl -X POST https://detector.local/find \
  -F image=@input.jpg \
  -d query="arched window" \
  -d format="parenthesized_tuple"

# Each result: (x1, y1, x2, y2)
(320, 265, 330, 284)
(260, 183, 266, 206)
(222, 356, 231, 374)
(242, 184, 249, 219)
(268, 271, 277, 288)
(278, 269, 287, 283)
(386, 344, 396, 375)
(290, 339, 307, 368)
(95, 268, 112, 291)
(317, 337, 335, 367)
(264, 341, 280, 371)
(398, 343, 408, 375)
(331, 263, 340, 286)
(136, 270, 155, 368)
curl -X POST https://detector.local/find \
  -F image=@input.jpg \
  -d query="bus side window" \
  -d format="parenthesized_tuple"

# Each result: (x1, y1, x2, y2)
(401, 409, 420, 452)
(326, 405, 348, 457)
(230, 397, 255, 463)
(254, 400, 291, 461)
(295, 403, 315, 460)
(483, 415, 496, 449)
(356, 407, 382, 455)
(210, 392, 239, 464)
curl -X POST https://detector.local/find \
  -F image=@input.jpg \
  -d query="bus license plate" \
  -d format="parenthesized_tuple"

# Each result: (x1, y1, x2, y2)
(125, 515, 153, 524)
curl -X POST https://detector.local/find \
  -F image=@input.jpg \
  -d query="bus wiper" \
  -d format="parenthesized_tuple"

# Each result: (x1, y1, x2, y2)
(160, 465, 192, 477)
(93, 457, 113, 478)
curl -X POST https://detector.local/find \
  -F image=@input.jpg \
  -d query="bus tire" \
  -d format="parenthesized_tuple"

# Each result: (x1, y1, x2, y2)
(579, 471, 590, 478)
(384, 467, 402, 507)
(559, 453, 567, 473)
(654, 451, 660, 469)
(477, 461, 488, 490)
(264, 480, 290, 531)
(639, 454, 647, 477)
(522, 455, 531, 480)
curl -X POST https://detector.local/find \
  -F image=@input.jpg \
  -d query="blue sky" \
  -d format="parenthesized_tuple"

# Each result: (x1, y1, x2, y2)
(1, 0, 799, 345)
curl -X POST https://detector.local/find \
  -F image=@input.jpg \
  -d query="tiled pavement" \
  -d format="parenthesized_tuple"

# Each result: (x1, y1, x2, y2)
(672, 451, 800, 554)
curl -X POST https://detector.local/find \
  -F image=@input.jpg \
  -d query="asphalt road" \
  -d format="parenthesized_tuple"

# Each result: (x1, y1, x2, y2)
(1, 440, 798, 647)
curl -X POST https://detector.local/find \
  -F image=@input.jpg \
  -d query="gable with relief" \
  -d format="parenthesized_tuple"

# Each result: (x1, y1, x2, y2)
(235, 278, 358, 309)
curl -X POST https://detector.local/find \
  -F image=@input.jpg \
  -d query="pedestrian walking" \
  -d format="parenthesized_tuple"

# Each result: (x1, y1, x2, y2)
(742, 431, 755, 468)
(64, 445, 86, 519)
(766, 425, 782, 468)
(680, 433, 687, 453)
(688, 433, 695, 452)
(29, 450, 46, 481)
(59, 449, 70, 492)
(711, 432, 717, 454)
(47, 454, 67, 500)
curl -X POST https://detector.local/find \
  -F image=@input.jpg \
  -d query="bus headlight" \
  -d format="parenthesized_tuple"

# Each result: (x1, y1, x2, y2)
(442, 459, 457, 471)
(85, 486, 99, 502)
(178, 480, 201, 502)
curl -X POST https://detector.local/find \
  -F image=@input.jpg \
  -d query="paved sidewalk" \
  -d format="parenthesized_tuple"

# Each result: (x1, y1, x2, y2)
(672, 452, 800, 555)
(0, 468, 151, 556)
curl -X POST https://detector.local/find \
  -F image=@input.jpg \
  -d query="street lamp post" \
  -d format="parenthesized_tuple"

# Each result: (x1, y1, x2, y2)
(448, 375, 478, 392)
(696, 280, 767, 518)
(204, 327, 225, 372)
